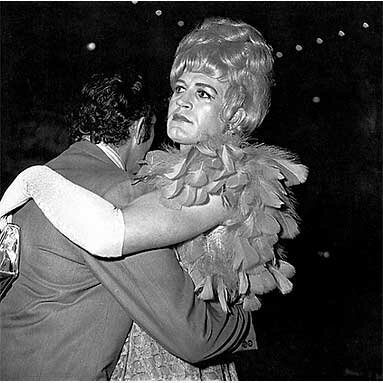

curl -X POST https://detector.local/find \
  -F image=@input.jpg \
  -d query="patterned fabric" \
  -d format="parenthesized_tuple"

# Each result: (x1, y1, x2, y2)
(112, 134, 307, 380)
(112, 323, 237, 381)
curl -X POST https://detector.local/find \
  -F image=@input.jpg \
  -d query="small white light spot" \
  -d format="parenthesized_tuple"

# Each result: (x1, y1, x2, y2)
(316, 38, 323, 44)
(295, 44, 303, 51)
(276, 51, 283, 58)
(362, 22, 369, 28)
(131, 0, 138, 4)
(312, 96, 321, 103)
(177, 20, 185, 27)
(86, 42, 96, 51)
(155, 9, 162, 16)
(338, 30, 345, 37)
(318, 250, 331, 258)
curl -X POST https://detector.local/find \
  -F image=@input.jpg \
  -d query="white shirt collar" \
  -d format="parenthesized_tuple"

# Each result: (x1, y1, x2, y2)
(96, 142, 125, 170)
(82, 137, 125, 170)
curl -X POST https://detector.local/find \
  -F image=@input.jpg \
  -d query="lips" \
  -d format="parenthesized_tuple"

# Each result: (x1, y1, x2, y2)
(172, 113, 191, 123)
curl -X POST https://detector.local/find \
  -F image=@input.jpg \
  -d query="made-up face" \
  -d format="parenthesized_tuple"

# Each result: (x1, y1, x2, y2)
(167, 72, 229, 145)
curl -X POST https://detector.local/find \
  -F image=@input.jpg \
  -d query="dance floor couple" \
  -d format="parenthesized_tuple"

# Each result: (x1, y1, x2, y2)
(0, 17, 307, 380)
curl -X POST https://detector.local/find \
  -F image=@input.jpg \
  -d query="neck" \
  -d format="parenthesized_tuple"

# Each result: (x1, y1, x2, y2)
(179, 144, 191, 153)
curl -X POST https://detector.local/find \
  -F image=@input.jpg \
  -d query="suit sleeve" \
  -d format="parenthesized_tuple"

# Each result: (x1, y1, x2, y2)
(83, 247, 254, 363)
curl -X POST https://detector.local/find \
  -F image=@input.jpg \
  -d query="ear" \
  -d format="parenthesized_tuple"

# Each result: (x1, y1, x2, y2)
(230, 108, 246, 130)
(132, 116, 146, 145)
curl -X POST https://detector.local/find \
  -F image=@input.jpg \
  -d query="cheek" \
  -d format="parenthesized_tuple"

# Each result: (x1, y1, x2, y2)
(202, 107, 224, 135)
(166, 101, 175, 129)
(168, 98, 176, 114)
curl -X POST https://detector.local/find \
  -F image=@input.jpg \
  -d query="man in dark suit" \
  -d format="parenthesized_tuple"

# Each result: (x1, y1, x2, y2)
(0, 73, 255, 380)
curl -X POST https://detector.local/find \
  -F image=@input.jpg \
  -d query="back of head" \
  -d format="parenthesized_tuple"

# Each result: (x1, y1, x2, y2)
(69, 69, 154, 146)
(170, 17, 274, 136)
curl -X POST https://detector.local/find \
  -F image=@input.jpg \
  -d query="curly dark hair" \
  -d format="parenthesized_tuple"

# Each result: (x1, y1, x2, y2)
(69, 70, 155, 146)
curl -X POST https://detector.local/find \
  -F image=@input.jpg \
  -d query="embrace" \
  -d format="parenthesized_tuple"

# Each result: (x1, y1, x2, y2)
(0, 17, 307, 380)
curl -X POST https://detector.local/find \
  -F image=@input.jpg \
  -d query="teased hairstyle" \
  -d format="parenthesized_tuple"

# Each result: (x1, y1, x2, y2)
(170, 17, 274, 135)
(69, 71, 155, 145)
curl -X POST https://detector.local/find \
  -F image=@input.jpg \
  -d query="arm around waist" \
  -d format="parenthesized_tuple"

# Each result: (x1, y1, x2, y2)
(84, 247, 253, 363)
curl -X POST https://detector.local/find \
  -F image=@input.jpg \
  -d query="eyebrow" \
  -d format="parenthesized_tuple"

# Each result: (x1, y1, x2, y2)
(176, 79, 218, 96)
(195, 83, 218, 96)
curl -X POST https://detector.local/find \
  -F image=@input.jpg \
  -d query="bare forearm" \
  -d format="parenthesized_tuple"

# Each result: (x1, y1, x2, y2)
(121, 192, 229, 255)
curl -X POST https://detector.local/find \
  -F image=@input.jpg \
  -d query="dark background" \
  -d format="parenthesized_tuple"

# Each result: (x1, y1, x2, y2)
(1, 2, 381, 380)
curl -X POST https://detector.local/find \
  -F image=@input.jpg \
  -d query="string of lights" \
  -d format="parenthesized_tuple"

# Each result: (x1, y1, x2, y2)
(87, 3, 373, 56)
(82, 3, 375, 106)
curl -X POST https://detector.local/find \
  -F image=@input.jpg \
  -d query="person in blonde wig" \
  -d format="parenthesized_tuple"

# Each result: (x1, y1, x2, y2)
(170, 17, 274, 135)
(0, 17, 307, 380)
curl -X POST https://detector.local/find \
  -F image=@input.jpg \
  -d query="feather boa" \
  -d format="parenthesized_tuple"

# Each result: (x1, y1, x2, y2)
(137, 134, 308, 312)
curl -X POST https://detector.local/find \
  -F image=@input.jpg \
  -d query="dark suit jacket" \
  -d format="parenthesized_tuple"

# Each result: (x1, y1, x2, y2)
(0, 141, 255, 380)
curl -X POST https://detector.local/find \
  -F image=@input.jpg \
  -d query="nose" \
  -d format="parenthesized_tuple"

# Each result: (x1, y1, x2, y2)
(176, 92, 192, 109)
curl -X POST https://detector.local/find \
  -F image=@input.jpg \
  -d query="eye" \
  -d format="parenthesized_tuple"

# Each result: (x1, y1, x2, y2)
(174, 85, 185, 94)
(196, 89, 214, 100)
(197, 90, 210, 98)
(197, 89, 214, 101)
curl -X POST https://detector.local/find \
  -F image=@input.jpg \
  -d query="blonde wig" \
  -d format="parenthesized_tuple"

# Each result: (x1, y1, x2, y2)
(170, 17, 274, 135)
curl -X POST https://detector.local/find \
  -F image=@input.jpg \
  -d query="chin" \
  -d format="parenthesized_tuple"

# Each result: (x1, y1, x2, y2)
(170, 136, 186, 144)
(167, 127, 182, 142)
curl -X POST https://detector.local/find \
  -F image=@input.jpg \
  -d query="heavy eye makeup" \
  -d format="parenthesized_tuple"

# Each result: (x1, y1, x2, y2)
(171, 80, 218, 102)
(174, 85, 185, 94)
(196, 88, 215, 101)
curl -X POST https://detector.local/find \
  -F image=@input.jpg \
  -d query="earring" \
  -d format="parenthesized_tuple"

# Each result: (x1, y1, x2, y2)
(226, 123, 241, 136)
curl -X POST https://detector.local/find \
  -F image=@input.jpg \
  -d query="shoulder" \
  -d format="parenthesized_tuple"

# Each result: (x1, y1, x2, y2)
(49, 141, 130, 197)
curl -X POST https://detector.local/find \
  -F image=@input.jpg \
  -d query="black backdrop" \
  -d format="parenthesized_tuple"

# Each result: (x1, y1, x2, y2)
(1, 2, 382, 380)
